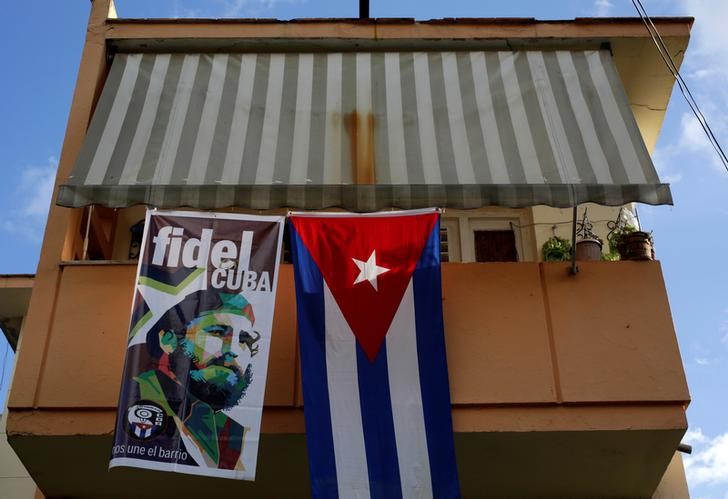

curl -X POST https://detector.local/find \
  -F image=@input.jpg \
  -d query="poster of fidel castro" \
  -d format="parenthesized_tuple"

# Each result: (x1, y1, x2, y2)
(110, 209, 284, 480)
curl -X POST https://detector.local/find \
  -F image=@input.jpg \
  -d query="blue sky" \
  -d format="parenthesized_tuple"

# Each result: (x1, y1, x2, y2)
(1, 0, 727, 496)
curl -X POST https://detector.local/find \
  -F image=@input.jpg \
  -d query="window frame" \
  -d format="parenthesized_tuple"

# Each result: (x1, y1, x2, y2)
(442, 208, 534, 263)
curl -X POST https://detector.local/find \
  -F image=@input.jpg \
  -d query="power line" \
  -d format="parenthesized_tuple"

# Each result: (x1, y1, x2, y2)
(631, 0, 728, 174)
(633, 0, 728, 171)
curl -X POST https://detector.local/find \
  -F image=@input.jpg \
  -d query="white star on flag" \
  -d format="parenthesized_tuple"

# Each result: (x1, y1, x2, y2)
(352, 250, 390, 291)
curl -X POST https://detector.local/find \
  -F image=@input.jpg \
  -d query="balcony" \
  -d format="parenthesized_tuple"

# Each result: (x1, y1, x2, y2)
(7, 261, 688, 497)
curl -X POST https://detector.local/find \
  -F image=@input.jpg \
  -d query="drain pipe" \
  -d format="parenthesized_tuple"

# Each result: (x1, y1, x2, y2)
(360, 0, 369, 19)
(678, 443, 693, 454)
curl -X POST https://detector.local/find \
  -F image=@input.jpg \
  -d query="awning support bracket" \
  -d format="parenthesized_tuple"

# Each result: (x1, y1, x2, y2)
(569, 204, 579, 276)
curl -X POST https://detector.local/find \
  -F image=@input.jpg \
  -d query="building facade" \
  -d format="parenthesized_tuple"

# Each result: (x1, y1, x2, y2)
(6, 0, 692, 497)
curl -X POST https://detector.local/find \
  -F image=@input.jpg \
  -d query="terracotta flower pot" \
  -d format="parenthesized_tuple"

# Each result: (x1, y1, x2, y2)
(618, 231, 653, 261)
(575, 238, 603, 261)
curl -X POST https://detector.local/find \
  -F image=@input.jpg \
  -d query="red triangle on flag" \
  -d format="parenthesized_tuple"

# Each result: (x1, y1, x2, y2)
(291, 212, 438, 362)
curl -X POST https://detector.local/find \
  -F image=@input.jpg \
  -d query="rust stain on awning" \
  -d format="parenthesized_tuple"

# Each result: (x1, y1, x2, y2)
(345, 110, 376, 184)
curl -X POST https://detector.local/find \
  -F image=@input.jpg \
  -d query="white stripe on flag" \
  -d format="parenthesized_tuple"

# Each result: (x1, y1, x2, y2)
(386, 280, 434, 499)
(324, 283, 371, 499)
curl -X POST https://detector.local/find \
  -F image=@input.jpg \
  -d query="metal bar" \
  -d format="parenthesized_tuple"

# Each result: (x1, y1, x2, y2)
(569, 204, 578, 275)
(82, 206, 93, 261)
(360, 0, 369, 19)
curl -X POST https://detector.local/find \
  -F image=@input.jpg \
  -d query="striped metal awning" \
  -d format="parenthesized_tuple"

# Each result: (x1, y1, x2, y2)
(57, 50, 671, 211)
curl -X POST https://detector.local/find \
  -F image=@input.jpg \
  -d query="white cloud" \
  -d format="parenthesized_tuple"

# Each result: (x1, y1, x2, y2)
(678, 1, 728, 68)
(695, 357, 709, 365)
(679, 112, 707, 152)
(594, 0, 614, 16)
(171, 0, 306, 18)
(168, 0, 304, 18)
(664, 0, 728, 176)
(686, 428, 708, 445)
(1, 158, 57, 242)
(719, 309, 728, 346)
(171, 0, 201, 17)
(225, 0, 259, 17)
(620, 2, 728, 180)
(240, 0, 304, 16)
(651, 146, 683, 184)
(20, 164, 56, 218)
(224, 0, 272, 16)
(687, 67, 720, 81)
(684, 430, 728, 486)
(676, 112, 723, 174)
(676, 110, 728, 174)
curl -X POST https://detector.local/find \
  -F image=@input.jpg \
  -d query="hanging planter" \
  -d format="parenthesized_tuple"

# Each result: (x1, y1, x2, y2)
(575, 238, 603, 261)
(573, 208, 604, 261)
(542, 236, 572, 262)
(606, 207, 655, 261)
(617, 230, 654, 261)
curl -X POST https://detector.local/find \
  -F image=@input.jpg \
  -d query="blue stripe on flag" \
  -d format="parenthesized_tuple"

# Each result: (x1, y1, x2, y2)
(413, 220, 461, 499)
(290, 224, 339, 499)
(356, 342, 403, 499)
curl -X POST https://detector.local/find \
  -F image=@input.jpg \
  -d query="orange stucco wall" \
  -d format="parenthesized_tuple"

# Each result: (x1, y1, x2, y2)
(8, 260, 689, 437)
(6, 0, 689, 441)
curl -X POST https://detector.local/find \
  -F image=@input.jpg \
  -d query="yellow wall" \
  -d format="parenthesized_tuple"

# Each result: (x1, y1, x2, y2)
(653, 452, 690, 499)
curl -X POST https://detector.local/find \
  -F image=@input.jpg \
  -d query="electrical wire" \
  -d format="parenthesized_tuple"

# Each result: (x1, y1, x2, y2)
(631, 0, 728, 174)
(508, 218, 617, 230)
(633, 0, 728, 171)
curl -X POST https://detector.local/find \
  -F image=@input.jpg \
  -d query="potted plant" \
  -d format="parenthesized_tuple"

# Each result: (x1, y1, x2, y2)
(542, 236, 572, 262)
(607, 224, 654, 261)
(574, 209, 603, 261)
(575, 235, 603, 261)
(618, 229, 654, 261)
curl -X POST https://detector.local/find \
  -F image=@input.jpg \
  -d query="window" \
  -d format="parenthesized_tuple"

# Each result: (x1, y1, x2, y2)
(440, 219, 461, 263)
(473, 230, 518, 262)
(441, 209, 533, 262)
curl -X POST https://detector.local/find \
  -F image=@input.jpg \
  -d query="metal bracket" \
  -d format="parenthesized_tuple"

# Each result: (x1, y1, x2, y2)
(569, 205, 578, 276)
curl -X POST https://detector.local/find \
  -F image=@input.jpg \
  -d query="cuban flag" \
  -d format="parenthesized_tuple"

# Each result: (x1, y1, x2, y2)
(289, 209, 460, 499)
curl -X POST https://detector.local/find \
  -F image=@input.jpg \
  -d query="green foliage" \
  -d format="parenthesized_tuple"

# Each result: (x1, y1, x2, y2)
(607, 224, 636, 255)
(602, 250, 620, 261)
(604, 224, 642, 260)
(542, 236, 572, 262)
